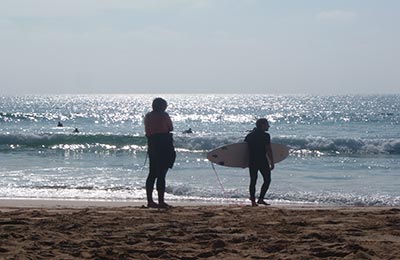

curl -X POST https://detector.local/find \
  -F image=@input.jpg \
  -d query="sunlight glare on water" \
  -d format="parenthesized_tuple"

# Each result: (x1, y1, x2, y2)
(0, 94, 399, 205)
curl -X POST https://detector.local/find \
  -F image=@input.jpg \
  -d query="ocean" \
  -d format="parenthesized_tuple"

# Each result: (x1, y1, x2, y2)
(1, 94, 399, 206)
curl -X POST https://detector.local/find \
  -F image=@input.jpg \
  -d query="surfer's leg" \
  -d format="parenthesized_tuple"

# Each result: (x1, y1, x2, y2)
(156, 168, 171, 208)
(258, 167, 271, 203)
(146, 176, 157, 207)
(146, 157, 158, 207)
(249, 166, 258, 206)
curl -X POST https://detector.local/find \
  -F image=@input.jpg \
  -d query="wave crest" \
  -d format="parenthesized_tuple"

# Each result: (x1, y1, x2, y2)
(274, 136, 400, 155)
(1, 133, 399, 155)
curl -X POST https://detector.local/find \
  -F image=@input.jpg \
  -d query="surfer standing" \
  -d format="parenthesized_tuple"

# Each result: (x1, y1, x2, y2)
(144, 98, 176, 208)
(244, 118, 274, 206)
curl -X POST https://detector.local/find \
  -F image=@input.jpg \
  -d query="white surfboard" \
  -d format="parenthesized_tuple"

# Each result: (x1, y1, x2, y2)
(207, 142, 289, 168)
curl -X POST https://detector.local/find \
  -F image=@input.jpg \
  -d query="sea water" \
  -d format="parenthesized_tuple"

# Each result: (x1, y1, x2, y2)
(0, 94, 399, 206)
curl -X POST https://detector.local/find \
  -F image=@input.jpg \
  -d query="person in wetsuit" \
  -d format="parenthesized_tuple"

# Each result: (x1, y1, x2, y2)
(144, 98, 176, 208)
(244, 118, 274, 206)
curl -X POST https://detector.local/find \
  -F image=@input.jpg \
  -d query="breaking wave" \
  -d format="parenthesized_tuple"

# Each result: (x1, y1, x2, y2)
(0, 133, 399, 155)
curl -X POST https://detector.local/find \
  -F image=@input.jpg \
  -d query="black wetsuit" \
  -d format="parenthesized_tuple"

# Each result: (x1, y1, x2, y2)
(244, 128, 271, 200)
(146, 133, 176, 202)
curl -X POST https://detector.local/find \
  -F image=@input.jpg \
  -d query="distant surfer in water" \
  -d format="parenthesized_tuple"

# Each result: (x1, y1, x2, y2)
(182, 128, 193, 134)
(144, 98, 176, 208)
(244, 118, 274, 206)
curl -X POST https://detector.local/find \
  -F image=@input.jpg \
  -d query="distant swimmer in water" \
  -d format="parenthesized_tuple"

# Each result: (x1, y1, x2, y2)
(73, 128, 79, 133)
(57, 121, 63, 127)
(182, 128, 193, 134)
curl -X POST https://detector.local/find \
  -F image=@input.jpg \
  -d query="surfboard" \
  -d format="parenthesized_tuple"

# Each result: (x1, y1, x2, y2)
(207, 142, 289, 168)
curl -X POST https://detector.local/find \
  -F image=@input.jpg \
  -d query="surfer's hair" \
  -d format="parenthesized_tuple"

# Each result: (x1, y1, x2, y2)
(256, 118, 269, 129)
(152, 98, 168, 112)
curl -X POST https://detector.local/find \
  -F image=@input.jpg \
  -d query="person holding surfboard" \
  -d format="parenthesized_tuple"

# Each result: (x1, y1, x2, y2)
(245, 118, 274, 206)
(144, 98, 176, 208)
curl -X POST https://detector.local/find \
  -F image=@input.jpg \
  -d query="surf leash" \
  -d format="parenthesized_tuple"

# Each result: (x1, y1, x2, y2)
(210, 162, 226, 196)
(143, 152, 148, 167)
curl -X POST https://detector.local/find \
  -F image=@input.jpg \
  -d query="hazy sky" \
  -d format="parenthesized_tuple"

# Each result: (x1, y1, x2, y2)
(1, 0, 399, 94)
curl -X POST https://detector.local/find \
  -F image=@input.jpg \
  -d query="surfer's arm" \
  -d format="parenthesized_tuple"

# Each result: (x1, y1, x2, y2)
(266, 144, 274, 170)
(165, 113, 173, 132)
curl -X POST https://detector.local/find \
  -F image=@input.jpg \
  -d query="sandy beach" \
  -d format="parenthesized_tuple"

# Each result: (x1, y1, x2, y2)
(0, 200, 399, 259)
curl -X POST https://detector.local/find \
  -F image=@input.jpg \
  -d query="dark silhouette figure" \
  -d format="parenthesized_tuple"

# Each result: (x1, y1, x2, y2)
(144, 98, 176, 208)
(244, 118, 274, 206)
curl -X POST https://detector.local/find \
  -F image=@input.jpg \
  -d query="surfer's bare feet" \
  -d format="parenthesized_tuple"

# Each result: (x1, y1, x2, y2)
(257, 200, 270, 206)
(147, 201, 158, 208)
(158, 202, 172, 209)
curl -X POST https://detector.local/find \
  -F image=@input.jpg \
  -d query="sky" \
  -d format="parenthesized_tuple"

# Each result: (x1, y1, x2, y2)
(0, 0, 399, 95)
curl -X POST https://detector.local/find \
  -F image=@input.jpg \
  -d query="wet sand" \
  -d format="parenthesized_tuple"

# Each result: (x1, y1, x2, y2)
(1, 200, 399, 259)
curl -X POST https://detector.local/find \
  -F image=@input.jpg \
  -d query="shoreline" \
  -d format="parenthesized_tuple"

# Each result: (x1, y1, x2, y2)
(0, 198, 222, 209)
(0, 198, 397, 210)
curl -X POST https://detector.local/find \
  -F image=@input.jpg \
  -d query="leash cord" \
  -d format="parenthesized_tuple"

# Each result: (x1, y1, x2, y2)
(143, 152, 148, 167)
(211, 162, 226, 194)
